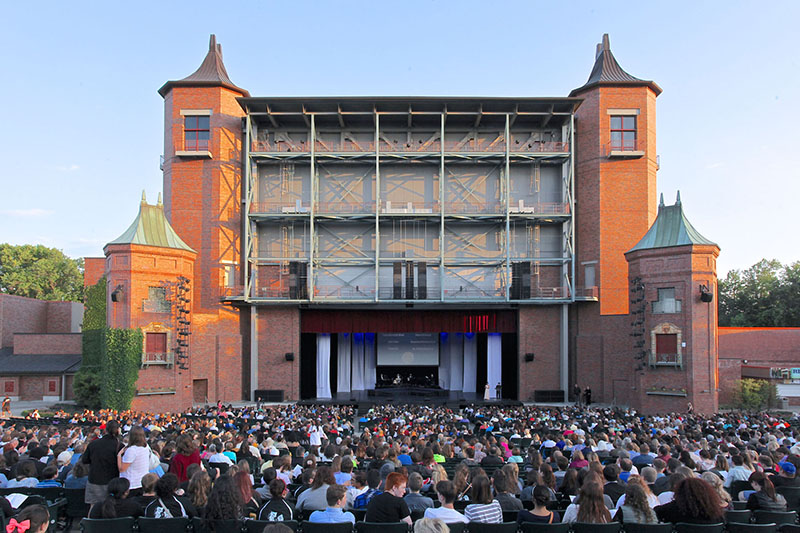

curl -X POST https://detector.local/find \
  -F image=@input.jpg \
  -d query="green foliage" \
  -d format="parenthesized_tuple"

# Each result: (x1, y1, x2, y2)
(100, 328, 143, 410)
(725, 378, 779, 410)
(73, 369, 102, 409)
(0, 243, 84, 301)
(719, 259, 800, 327)
(75, 277, 106, 408)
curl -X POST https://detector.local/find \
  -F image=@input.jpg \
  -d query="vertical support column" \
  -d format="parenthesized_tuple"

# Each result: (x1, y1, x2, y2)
(250, 307, 258, 401)
(243, 114, 252, 300)
(375, 111, 380, 302)
(569, 113, 576, 302)
(309, 115, 316, 301)
(504, 114, 511, 301)
(440, 111, 446, 302)
(560, 303, 569, 398)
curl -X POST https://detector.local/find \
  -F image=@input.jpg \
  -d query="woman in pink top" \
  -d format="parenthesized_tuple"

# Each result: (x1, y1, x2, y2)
(568, 450, 589, 470)
(169, 434, 201, 483)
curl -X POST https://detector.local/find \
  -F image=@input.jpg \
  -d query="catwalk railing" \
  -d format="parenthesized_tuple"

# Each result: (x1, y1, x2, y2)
(247, 200, 569, 216)
(251, 140, 570, 154)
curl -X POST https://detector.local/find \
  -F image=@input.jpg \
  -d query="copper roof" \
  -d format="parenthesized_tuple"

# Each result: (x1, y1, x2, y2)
(628, 192, 717, 253)
(570, 34, 662, 96)
(106, 192, 196, 253)
(158, 35, 249, 97)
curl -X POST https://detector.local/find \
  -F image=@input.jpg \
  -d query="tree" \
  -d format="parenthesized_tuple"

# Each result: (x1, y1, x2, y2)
(718, 259, 800, 327)
(0, 244, 84, 301)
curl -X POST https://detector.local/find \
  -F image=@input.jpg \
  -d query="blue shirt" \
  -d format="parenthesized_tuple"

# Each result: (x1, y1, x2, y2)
(308, 507, 355, 524)
(398, 454, 412, 466)
(37, 480, 63, 488)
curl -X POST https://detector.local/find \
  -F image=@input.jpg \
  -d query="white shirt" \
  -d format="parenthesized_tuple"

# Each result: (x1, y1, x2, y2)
(120, 445, 150, 489)
(424, 506, 468, 523)
(209, 452, 233, 465)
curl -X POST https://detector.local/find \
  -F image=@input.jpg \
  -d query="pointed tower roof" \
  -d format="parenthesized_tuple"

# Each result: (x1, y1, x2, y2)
(628, 192, 716, 253)
(570, 34, 662, 96)
(106, 192, 196, 253)
(158, 35, 249, 97)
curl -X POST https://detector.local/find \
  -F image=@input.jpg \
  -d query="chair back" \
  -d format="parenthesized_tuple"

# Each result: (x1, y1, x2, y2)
(303, 521, 354, 533)
(725, 510, 753, 524)
(725, 523, 778, 533)
(729, 481, 753, 499)
(753, 511, 797, 525)
(673, 523, 725, 533)
(519, 522, 571, 533)
(446, 523, 467, 533)
(65, 488, 90, 518)
(79, 517, 136, 533)
(245, 520, 300, 533)
(356, 522, 409, 533)
(732, 502, 749, 510)
(411, 510, 426, 522)
(191, 517, 242, 533)
(502, 511, 519, 523)
(137, 517, 190, 533)
(572, 522, 622, 533)
(777, 487, 800, 512)
(465, 522, 518, 533)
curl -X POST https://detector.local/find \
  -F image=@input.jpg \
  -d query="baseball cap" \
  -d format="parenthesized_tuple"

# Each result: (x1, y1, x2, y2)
(779, 462, 796, 475)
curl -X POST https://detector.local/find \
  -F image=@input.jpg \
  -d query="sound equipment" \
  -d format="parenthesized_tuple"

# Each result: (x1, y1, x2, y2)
(255, 389, 284, 402)
(393, 262, 402, 299)
(285, 352, 294, 361)
(525, 352, 534, 362)
(406, 260, 414, 299)
(510, 262, 531, 300)
(417, 262, 427, 299)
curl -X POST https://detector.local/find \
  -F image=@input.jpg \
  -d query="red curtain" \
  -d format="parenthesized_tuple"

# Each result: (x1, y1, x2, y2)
(301, 310, 516, 333)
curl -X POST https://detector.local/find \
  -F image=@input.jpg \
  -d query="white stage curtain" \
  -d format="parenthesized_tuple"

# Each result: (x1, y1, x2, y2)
(462, 333, 477, 393)
(316, 334, 332, 399)
(351, 333, 365, 391)
(487, 333, 502, 398)
(449, 333, 464, 391)
(438, 333, 451, 389)
(337, 333, 352, 394)
(364, 333, 377, 389)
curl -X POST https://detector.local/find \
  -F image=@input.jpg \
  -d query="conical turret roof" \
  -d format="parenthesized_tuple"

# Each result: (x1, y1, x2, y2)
(158, 35, 249, 97)
(628, 192, 717, 253)
(106, 192, 196, 253)
(570, 34, 661, 96)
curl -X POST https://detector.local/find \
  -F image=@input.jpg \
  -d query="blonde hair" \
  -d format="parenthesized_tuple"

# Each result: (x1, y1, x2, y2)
(701, 472, 731, 505)
(414, 518, 450, 533)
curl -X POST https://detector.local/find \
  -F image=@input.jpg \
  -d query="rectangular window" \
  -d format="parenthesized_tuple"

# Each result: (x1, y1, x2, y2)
(610, 115, 636, 151)
(145, 332, 168, 353)
(143, 286, 170, 313)
(652, 287, 682, 314)
(47, 379, 58, 393)
(184, 116, 210, 151)
(3, 380, 14, 394)
(655, 333, 678, 364)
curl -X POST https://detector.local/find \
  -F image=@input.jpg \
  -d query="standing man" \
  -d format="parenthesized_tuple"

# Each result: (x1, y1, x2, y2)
(1, 395, 10, 417)
(82, 419, 122, 510)
(573, 384, 582, 406)
(583, 386, 592, 406)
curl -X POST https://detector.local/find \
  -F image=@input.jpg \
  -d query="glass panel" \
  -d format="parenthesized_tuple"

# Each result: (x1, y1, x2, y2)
(185, 131, 197, 142)
(198, 116, 210, 130)
(610, 132, 622, 146)
(610, 116, 622, 129)
(198, 131, 210, 140)
(623, 116, 636, 130)
(185, 116, 198, 129)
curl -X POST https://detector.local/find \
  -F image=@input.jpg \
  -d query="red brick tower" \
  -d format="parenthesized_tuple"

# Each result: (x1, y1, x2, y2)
(569, 35, 662, 405)
(571, 34, 661, 316)
(104, 193, 197, 409)
(625, 193, 720, 414)
(158, 35, 247, 405)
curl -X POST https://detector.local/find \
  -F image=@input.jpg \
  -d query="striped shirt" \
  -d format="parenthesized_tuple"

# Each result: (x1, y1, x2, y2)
(464, 500, 503, 523)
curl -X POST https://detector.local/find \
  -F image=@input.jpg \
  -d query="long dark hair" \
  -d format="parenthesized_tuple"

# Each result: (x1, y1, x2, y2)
(750, 471, 778, 501)
(576, 481, 611, 524)
(674, 478, 724, 521)
(470, 474, 493, 505)
(204, 474, 243, 520)
(101, 477, 130, 518)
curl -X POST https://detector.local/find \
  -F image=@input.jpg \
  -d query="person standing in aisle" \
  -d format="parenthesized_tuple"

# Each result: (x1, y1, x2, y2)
(82, 419, 122, 511)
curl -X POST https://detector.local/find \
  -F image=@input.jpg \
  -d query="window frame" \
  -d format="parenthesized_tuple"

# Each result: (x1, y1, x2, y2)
(184, 115, 210, 152)
(610, 115, 637, 151)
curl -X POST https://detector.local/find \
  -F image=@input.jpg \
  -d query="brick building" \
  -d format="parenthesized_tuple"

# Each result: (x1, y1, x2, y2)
(86, 34, 738, 413)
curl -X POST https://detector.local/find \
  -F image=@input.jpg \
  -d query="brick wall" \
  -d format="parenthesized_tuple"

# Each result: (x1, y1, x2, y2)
(256, 307, 301, 401)
(13, 333, 82, 355)
(518, 306, 562, 400)
(84, 257, 106, 287)
(0, 294, 48, 348)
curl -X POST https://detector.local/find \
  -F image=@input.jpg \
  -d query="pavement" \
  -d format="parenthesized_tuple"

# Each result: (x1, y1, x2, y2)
(3, 400, 76, 417)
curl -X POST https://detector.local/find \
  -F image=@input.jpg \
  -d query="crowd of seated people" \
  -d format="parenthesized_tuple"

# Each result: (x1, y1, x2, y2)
(0, 402, 799, 531)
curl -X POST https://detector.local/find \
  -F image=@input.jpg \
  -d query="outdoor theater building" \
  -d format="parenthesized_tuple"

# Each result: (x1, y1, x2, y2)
(87, 34, 722, 413)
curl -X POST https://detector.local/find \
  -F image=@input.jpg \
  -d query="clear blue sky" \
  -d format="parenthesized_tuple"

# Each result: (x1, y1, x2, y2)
(1, 1, 798, 276)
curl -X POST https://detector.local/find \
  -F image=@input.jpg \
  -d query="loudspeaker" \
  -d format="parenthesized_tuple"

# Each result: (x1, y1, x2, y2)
(111, 290, 120, 302)
(525, 352, 534, 362)
(393, 262, 402, 299)
(288, 262, 298, 299)
(285, 352, 295, 361)
(417, 262, 427, 300)
(511, 262, 530, 299)
(405, 260, 414, 299)
(297, 263, 308, 299)
(700, 291, 713, 303)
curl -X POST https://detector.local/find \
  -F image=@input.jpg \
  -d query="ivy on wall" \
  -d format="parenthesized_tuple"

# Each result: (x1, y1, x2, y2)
(101, 328, 144, 410)
(75, 277, 106, 408)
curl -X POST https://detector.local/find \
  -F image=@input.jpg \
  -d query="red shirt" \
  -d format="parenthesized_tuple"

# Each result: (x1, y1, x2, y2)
(169, 449, 201, 482)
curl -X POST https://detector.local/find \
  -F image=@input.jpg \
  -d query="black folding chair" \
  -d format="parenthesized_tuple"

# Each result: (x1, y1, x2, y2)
(191, 517, 242, 533)
(519, 523, 571, 533)
(465, 522, 519, 533)
(245, 520, 300, 533)
(356, 522, 409, 533)
(137, 517, 190, 533)
(620, 523, 673, 533)
(673, 523, 725, 533)
(778, 488, 800, 513)
(303, 521, 354, 533)
(572, 522, 622, 533)
(726, 510, 753, 524)
(79, 517, 136, 533)
(754, 512, 798, 526)
(728, 523, 780, 533)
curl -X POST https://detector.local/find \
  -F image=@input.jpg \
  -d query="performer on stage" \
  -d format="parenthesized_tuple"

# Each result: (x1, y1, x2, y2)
(484, 383, 490, 401)
(495, 382, 502, 399)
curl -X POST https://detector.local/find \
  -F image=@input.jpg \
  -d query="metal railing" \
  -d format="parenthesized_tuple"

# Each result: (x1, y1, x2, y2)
(381, 201, 439, 214)
(252, 139, 570, 154)
(250, 202, 311, 214)
(142, 352, 173, 365)
(317, 201, 374, 213)
(219, 285, 244, 299)
(313, 285, 376, 299)
(575, 286, 599, 299)
(443, 202, 503, 214)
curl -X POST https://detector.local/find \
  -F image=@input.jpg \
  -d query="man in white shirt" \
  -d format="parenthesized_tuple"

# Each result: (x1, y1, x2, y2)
(423, 481, 467, 523)
(207, 444, 233, 465)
